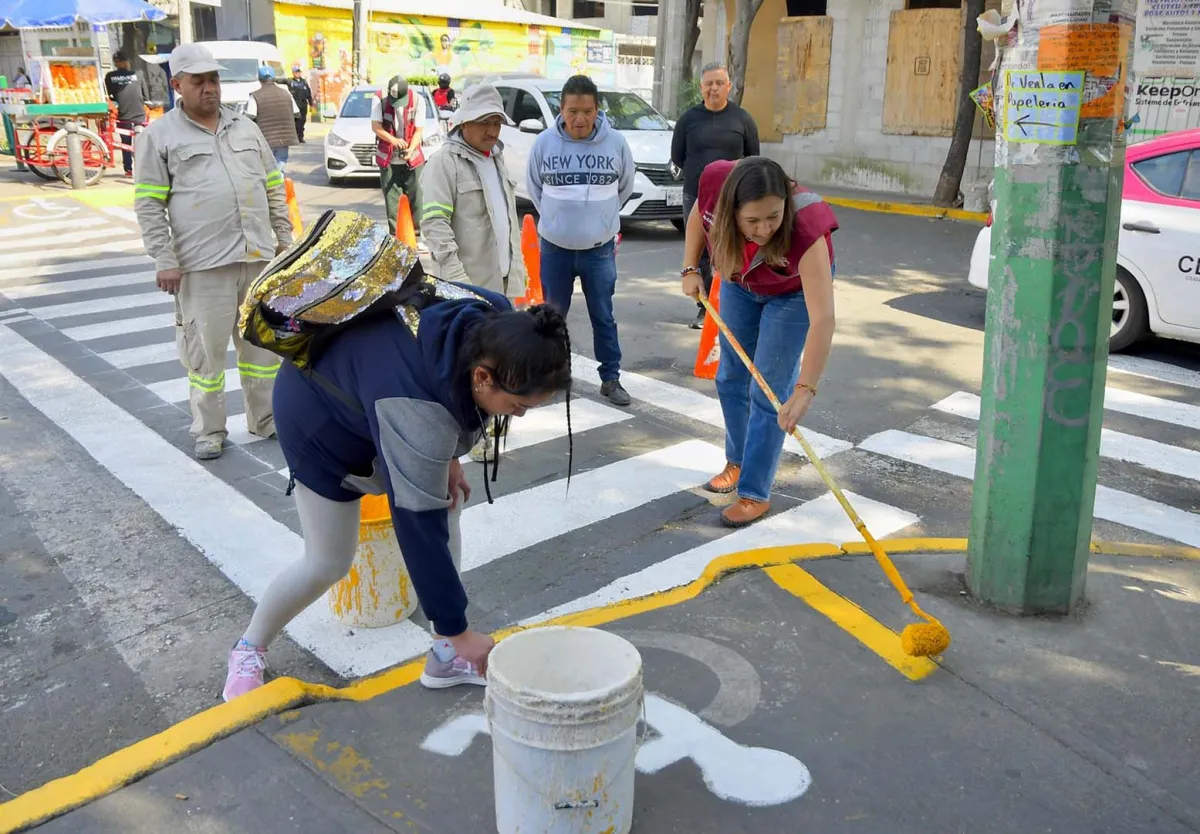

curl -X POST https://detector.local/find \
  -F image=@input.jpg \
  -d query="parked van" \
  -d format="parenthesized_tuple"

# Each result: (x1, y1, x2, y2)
(142, 40, 285, 111)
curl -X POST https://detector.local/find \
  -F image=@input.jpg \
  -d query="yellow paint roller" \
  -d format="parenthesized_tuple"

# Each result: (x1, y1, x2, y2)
(696, 293, 951, 658)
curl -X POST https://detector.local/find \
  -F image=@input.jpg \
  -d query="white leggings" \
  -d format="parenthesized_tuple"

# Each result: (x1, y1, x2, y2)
(244, 482, 463, 648)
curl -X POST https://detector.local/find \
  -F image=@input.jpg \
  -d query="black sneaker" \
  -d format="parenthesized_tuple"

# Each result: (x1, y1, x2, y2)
(600, 379, 631, 406)
(690, 308, 706, 330)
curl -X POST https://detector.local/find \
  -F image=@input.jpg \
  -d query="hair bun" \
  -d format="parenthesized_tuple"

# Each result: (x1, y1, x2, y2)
(527, 303, 568, 341)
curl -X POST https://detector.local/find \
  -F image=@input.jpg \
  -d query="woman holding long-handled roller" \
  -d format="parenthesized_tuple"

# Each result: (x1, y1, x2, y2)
(680, 156, 838, 528)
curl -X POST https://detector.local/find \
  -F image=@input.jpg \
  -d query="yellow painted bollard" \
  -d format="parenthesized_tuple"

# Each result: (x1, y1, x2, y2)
(327, 494, 419, 627)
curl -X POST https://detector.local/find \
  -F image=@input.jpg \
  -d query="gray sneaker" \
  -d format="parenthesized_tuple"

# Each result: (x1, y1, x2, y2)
(194, 439, 223, 460)
(601, 379, 631, 407)
(419, 650, 487, 689)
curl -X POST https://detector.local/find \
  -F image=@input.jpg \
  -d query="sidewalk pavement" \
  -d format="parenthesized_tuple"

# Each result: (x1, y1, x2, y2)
(5, 543, 1197, 834)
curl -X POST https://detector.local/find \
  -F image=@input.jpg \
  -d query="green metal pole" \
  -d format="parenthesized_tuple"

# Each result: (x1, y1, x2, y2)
(967, 3, 1135, 614)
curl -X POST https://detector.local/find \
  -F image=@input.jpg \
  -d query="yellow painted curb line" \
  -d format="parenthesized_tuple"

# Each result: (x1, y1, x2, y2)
(824, 195, 989, 224)
(0, 535, 1193, 832)
(0, 186, 134, 206)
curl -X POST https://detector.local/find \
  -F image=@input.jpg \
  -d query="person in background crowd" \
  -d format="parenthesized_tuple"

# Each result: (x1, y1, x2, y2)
(432, 72, 457, 111)
(246, 65, 299, 171)
(671, 61, 760, 329)
(134, 43, 294, 461)
(680, 157, 837, 528)
(526, 74, 635, 407)
(13, 66, 31, 88)
(286, 63, 313, 143)
(104, 51, 152, 178)
(372, 75, 426, 241)
(420, 83, 527, 464)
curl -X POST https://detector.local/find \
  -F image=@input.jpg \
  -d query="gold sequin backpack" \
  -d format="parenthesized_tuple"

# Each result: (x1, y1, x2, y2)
(239, 208, 420, 370)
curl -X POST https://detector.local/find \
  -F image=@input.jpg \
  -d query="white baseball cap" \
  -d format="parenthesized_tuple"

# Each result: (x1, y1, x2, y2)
(168, 43, 226, 76)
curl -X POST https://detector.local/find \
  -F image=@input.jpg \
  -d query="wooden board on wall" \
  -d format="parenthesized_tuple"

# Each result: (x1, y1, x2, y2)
(727, 0, 787, 143)
(882, 7, 962, 136)
(774, 16, 833, 136)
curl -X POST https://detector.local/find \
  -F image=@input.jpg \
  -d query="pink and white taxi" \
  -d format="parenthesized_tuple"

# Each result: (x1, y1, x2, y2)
(968, 128, 1200, 351)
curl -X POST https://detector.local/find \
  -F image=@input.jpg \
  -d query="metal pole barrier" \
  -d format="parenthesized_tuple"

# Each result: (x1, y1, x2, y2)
(65, 120, 86, 190)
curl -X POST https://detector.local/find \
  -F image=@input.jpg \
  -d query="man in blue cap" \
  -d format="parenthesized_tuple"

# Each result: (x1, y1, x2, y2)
(246, 64, 299, 171)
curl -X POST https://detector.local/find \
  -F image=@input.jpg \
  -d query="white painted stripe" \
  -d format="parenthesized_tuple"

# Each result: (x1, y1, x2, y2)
(99, 340, 181, 369)
(1104, 387, 1200, 432)
(5, 227, 125, 252)
(0, 255, 150, 284)
(1, 239, 144, 268)
(457, 398, 630, 463)
(146, 372, 239, 403)
(101, 206, 140, 225)
(0, 308, 28, 320)
(933, 392, 1200, 483)
(0, 216, 109, 240)
(525, 490, 920, 625)
(0, 325, 434, 678)
(1, 271, 154, 301)
(25, 291, 168, 320)
(858, 430, 1200, 548)
(61, 312, 172, 342)
(460, 439, 726, 572)
(0, 315, 34, 324)
(570, 354, 854, 460)
(1108, 355, 1200, 391)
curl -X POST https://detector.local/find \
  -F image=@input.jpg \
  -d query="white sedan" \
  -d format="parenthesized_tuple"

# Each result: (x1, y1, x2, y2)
(969, 128, 1200, 352)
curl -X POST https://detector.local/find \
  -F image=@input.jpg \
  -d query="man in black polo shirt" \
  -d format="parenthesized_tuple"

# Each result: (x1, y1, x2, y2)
(104, 51, 151, 177)
(670, 61, 760, 328)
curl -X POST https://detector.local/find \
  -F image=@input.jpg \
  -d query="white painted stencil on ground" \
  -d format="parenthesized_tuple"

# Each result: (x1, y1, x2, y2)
(12, 197, 80, 221)
(420, 693, 812, 807)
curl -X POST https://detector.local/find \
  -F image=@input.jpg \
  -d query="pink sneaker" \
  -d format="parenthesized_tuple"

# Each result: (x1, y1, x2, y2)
(222, 640, 267, 702)
(419, 651, 486, 689)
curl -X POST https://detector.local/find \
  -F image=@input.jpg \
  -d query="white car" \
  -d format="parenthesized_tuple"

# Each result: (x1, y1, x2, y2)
(968, 128, 1200, 352)
(324, 84, 446, 184)
(458, 73, 685, 229)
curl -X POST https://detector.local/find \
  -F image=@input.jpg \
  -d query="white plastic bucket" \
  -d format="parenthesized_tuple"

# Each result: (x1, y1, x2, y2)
(486, 626, 644, 834)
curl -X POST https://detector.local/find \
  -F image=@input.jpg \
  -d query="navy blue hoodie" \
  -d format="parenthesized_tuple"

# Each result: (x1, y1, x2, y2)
(273, 281, 511, 638)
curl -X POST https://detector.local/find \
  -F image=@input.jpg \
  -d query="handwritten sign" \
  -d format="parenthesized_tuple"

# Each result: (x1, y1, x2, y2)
(1004, 70, 1084, 145)
(1038, 23, 1121, 75)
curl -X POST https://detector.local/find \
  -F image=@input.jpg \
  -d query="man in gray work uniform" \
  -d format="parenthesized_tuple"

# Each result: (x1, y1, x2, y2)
(134, 43, 294, 461)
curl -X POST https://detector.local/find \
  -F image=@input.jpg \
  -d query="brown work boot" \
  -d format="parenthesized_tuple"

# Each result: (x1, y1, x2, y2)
(704, 462, 741, 494)
(721, 497, 770, 528)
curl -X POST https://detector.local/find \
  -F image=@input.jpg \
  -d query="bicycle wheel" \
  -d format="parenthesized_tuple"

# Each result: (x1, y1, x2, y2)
(47, 126, 111, 186)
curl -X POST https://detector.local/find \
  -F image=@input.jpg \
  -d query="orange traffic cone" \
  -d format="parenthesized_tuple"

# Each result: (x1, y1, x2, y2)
(693, 273, 722, 380)
(284, 177, 303, 238)
(517, 214, 544, 307)
(395, 194, 417, 249)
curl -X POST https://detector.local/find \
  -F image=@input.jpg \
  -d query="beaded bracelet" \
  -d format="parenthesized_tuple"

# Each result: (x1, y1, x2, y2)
(795, 382, 818, 396)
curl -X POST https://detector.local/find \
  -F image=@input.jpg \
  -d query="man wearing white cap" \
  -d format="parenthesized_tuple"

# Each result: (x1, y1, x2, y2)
(419, 82, 527, 464)
(133, 43, 295, 461)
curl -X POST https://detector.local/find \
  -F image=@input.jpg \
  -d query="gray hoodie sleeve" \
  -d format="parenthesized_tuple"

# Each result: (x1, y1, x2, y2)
(526, 136, 544, 213)
(617, 134, 636, 206)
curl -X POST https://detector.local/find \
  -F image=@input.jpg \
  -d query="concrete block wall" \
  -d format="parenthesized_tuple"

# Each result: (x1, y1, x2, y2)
(764, 0, 995, 197)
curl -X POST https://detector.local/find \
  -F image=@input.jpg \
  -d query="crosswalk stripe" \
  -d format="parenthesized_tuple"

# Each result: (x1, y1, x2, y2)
(2, 238, 144, 268)
(0, 315, 35, 324)
(461, 439, 726, 572)
(858, 429, 1200, 548)
(0, 271, 155, 301)
(99, 340, 179, 368)
(0, 255, 150, 284)
(933, 392, 1200, 482)
(525, 490, 920, 625)
(1108, 354, 1200, 391)
(61, 313, 171, 342)
(0, 216, 109, 240)
(1104, 386, 1200, 432)
(467, 398, 631, 459)
(569, 354, 854, 460)
(101, 206, 140, 225)
(5, 226, 123, 252)
(21, 291, 168, 319)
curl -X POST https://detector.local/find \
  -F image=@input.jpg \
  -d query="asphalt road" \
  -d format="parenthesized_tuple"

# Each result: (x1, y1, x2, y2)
(0, 140, 1197, 808)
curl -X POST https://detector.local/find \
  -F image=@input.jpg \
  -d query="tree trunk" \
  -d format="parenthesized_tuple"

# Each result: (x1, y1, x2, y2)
(680, 0, 702, 95)
(933, 0, 987, 207)
(727, 0, 766, 106)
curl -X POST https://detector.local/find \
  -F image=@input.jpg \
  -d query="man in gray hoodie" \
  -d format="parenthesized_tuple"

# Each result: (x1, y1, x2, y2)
(527, 74, 636, 406)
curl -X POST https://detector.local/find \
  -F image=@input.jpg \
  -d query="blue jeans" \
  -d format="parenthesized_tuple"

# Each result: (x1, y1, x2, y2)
(273, 146, 289, 172)
(540, 237, 622, 382)
(715, 280, 810, 502)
